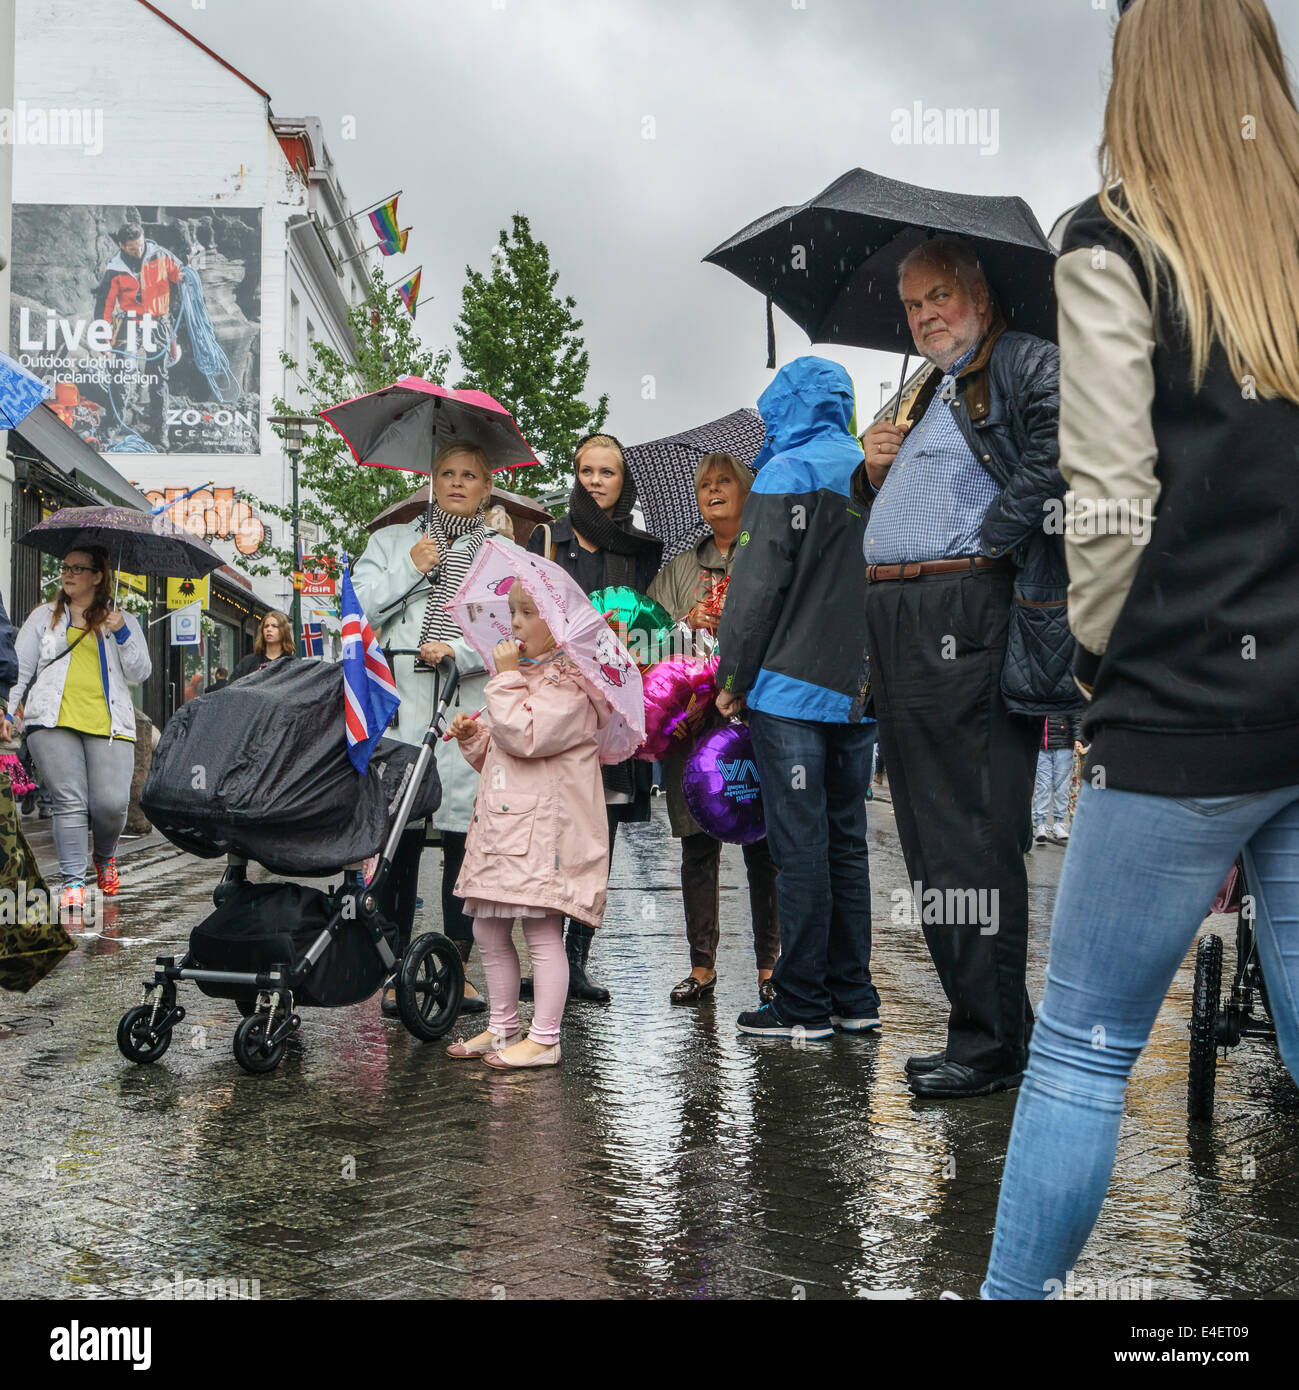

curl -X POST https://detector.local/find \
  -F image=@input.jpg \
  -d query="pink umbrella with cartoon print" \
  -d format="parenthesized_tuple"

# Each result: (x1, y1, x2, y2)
(446, 537, 646, 764)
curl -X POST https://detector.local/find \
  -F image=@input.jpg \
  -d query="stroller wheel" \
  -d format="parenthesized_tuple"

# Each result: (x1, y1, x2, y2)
(233, 1012, 286, 1074)
(397, 932, 465, 1041)
(117, 1005, 172, 1065)
(1188, 934, 1223, 1121)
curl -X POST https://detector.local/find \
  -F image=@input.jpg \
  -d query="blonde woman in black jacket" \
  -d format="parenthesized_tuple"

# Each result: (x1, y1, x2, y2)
(984, 0, 1299, 1298)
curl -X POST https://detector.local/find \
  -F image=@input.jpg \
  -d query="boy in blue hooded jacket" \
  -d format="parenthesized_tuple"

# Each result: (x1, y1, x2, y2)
(716, 357, 879, 1039)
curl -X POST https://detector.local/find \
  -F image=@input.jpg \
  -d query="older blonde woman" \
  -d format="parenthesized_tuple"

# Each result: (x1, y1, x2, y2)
(353, 441, 501, 1015)
(648, 452, 779, 1006)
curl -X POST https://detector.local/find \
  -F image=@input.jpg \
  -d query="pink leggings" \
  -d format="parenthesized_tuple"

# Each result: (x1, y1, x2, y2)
(472, 915, 567, 1046)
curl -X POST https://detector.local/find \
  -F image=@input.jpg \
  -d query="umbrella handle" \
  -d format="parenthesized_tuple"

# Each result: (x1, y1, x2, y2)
(891, 352, 912, 426)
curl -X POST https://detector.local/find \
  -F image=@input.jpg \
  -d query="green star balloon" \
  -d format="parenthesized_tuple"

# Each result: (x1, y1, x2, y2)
(588, 586, 674, 668)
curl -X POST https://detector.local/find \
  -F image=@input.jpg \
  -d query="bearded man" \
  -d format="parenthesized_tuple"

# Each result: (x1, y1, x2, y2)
(861, 236, 1080, 1099)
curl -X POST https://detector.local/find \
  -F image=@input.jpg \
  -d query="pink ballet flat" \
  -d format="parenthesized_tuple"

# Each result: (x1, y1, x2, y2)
(445, 1031, 522, 1059)
(482, 1042, 562, 1070)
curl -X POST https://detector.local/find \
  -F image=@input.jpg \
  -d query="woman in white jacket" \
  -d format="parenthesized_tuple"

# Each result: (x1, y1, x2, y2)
(6, 547, 152, 911)
(352, 442, 499, 1015)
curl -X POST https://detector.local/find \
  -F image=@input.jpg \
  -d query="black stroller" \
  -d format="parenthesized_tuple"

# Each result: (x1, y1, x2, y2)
(117, 654, 465, 1075)
(1188, 857, 1277, 1119)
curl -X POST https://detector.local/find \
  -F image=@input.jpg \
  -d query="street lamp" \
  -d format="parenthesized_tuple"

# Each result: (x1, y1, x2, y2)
(268, 414, 321, 650)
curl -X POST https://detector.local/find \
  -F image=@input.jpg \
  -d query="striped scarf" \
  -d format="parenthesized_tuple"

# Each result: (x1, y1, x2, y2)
(416, 506, 488, 654)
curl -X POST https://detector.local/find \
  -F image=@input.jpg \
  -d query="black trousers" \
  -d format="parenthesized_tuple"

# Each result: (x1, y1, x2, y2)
(387, 825, 474, 958)
(864, 566, 1040, 1074)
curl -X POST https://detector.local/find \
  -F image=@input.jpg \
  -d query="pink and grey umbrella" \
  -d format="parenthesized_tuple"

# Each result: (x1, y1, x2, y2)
(446, 537, 646, 764)
(20, 504, 225, 578)
(320, 377, 540, 520)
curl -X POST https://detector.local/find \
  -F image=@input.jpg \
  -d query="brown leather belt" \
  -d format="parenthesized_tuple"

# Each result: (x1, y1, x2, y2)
(866, 556, 1011, 582)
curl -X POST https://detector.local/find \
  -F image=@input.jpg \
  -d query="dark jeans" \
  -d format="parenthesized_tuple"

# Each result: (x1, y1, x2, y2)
(864, 566, 1040, 1074)
(747, 710, 879, 1027)
(388, 825, 474, 959)
(681, 832, 780, 971)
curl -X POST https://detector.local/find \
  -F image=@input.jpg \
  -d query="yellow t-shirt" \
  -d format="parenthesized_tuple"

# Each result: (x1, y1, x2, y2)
(57, 628, 114, 738)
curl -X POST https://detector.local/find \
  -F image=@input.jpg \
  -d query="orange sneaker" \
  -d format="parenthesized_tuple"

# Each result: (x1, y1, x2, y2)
(94, 857, 120, 896)
(59, 883, 85, 914)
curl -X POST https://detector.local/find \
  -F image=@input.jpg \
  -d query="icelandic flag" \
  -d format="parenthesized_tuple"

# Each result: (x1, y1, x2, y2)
(300, 621, 323, 657)
(340, 566, 399, 775)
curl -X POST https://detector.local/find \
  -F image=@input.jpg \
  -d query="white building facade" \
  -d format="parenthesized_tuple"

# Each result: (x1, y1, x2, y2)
(10, 0, 376, 673)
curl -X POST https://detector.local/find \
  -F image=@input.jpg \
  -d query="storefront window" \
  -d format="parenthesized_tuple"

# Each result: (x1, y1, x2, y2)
(209, 620, 237, 686)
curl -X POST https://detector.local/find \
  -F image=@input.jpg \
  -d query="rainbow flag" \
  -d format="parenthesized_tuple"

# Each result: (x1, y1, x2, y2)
(368, 196, 402, 251)
(397, 267, 422, 318)
(376, 225, 410, 256)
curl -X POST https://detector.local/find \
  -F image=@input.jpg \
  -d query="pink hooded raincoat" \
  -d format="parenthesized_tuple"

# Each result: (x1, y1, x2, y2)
(454, 655, 611, 926)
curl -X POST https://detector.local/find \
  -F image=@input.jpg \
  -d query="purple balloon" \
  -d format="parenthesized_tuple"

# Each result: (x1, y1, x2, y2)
(637, 655, 718, 761)
(682, 722, 766, 844)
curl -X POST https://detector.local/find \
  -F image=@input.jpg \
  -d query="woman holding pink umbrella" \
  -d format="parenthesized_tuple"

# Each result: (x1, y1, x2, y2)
(352, 441, 501, 1016)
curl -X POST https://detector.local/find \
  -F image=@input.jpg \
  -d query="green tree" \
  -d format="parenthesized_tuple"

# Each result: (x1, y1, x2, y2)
(236, 265, 451, 582)
(455, 213, 609, 497)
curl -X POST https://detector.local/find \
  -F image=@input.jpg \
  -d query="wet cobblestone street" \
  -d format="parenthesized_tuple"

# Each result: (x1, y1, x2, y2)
(2, 796, 1298, 1301)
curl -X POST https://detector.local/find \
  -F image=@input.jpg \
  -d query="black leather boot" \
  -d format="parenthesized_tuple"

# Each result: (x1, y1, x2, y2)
(566, 922, 610, 1003)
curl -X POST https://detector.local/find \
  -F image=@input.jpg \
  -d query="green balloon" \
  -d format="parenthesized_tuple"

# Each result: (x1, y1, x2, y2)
(588, 586, 673, 666)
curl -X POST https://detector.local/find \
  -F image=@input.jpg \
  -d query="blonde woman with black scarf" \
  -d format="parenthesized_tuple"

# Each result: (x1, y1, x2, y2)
(353, 442, 502, 1016)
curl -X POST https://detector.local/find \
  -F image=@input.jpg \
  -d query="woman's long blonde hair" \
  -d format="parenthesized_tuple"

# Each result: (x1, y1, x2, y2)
(1100, 0, 1299, 401)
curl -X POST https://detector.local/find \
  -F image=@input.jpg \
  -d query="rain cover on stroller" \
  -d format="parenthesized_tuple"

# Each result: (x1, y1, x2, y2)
(141, 659, 441, 874)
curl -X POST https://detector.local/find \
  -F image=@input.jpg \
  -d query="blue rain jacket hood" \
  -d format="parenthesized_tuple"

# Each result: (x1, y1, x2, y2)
(715, 357, 873, 724)
(752, 356, 859, 472)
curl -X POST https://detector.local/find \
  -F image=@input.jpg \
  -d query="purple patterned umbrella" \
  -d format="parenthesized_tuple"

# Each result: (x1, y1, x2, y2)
(625, 409, 766, 564)
(19, 505, 225, 578)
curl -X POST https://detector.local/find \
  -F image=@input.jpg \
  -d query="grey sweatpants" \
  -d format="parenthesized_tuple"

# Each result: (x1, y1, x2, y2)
(27, 728, 134, 884)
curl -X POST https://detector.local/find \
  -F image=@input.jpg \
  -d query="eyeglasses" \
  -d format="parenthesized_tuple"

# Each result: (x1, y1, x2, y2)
(59, 564, 98, 576)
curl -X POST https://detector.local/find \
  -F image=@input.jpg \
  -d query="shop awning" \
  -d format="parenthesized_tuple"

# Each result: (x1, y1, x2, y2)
(10, 405, 155, 511)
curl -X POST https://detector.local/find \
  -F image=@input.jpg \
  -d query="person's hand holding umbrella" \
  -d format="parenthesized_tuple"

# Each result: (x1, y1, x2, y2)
(410, 534, 441, 576)
(861, 419, 912, 490)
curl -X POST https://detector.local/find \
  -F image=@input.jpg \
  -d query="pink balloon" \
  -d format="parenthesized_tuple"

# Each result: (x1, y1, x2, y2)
(636, 656, 719, 761)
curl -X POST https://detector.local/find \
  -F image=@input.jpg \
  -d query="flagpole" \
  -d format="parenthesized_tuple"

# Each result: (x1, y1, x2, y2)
(385, 263, 423, 290)
(339, 232, 410, 266)
(319, 190, 403, 235)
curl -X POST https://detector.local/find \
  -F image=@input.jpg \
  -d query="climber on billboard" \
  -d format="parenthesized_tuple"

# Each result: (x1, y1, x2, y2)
(90, 222, 184, 450)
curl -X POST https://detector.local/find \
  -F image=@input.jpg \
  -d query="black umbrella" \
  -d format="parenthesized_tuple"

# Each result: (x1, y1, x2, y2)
(20, 505, 225, 579)
(704, 167, 1057, 416)
(625, 409, 767, 563)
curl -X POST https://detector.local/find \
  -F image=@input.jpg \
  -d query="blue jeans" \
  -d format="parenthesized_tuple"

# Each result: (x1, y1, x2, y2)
(747, 710, 879, 1027)
(983, 781, 1299, 1299)
(1033, 747, 1073, 829)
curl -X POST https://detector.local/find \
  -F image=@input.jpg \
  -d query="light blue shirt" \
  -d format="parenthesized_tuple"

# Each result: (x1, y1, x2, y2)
(863, 345, 1002, 565)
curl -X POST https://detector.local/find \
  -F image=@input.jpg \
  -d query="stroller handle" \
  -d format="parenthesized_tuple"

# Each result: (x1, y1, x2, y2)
(376, 655, 460, 865)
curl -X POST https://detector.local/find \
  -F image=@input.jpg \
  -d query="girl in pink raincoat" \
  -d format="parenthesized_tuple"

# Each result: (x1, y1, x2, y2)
(444, 581, 609, 1069)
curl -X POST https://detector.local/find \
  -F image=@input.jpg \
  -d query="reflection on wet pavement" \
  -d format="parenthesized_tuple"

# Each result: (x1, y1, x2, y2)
(1, 799, 1296, 1299)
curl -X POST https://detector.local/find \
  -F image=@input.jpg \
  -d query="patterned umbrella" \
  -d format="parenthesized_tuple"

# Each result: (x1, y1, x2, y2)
(447, 537, 645, 764)
(19, 505, 225, 578)
(625, 408, 766, 563)
(0, 350, 51, 430)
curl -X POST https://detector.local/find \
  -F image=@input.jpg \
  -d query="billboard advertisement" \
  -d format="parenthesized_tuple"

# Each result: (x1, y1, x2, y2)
(9, 204, 261, 455)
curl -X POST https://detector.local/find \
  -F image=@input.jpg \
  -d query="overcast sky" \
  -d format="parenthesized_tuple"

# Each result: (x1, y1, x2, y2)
(156, 0, 1299, 445)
